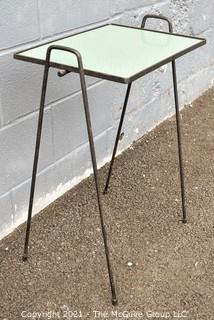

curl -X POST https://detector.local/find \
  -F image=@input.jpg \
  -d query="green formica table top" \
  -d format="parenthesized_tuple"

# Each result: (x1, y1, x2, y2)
(14, 24, 206, 84)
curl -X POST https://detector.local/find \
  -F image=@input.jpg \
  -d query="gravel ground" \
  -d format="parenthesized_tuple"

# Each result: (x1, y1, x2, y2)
(0, 88, 214, 320)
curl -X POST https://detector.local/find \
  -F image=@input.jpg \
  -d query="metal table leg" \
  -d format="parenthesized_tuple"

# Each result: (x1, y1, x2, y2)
(104, 83, 132, 194)
(141, 14, 187, 223)
(23, 45, 117, 305)
(22, 56, 49, 261)
(104, 17, 172, 195)
(171, 60, 187, 223)
(105, 14, 187, 223)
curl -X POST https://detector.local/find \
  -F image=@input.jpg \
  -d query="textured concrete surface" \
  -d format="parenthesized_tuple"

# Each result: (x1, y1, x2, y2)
(0, 88, 214, 319)
(0, 0, 214, 238)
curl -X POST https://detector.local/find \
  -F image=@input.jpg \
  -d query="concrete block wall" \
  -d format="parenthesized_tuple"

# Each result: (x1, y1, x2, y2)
(0, 0, 213, 239)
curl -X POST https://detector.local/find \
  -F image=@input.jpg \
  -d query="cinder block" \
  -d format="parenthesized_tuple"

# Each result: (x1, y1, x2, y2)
(0, 53, 99, 126)
(112, 111, 138, 153)
(111, 91, 172, 154)
(113, 76, 153, 120)
(197, 28, 214, 67)
(0, 109, 54, 196)
(38, 0, 110, 37)
(11, 128, 110, 225)
(176, 28, 214, 83)
(0, 0, 214, 240)
(133, 89, 173, 140)
(169, 2, 191, 34)
(189, 0, 214, 35)
(111, 95, 162, 156)
(111, 65, 172, 124)
(110, 0, 158, 16)
(46, 70, 98, 105)
(130, 68, 171, 110)
(0, 0, 40, 50)
(178, 66, 214, 107)
(52, 81, 114, 160)
(72, 128, 110, 178)
(0, 53, 43, 125)
(110, 10, 140, 27)
(11, 154, 73, 225)
(0, 192, 13, 238)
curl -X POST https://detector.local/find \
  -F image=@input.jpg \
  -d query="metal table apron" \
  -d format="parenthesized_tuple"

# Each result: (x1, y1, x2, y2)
(14, 15, 206, 305)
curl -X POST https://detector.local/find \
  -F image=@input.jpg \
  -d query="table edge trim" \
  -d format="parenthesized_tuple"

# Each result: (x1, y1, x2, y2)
(14, 23, 206, 84)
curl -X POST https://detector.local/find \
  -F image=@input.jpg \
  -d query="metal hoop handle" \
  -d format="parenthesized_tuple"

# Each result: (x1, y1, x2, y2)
(44, 45, 84, 77)
(141, 14, 173, 33)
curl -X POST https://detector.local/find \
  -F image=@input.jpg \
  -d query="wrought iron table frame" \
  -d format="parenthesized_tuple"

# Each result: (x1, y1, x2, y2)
(14, 15, 206, 305)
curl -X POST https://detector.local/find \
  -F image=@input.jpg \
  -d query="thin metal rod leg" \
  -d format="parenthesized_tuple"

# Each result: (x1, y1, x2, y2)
(79, 73, 117, 305)
(23, 64, 50, 261)
(172, 60, 187, 224)
(104, 83, 132, 194)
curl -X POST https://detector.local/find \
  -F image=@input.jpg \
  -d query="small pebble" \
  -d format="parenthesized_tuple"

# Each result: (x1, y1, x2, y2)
(127, 262, 133, 267)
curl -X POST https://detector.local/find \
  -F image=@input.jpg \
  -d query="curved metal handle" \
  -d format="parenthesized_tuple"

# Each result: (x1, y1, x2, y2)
(141, 14, 173, 33)
(45, 45, 88, 110)
(46, 45, 83, 68)
(44, 45, 84, 77)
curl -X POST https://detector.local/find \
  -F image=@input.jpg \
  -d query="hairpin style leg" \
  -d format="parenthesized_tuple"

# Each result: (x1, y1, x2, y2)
(171, 61, 187, 223)
(141, 14, 173, 32)
(142, 14, 187, 223)
(22, 55, 50, 261)
(23, 45, 117, 305)
(104, 83, 132, 194)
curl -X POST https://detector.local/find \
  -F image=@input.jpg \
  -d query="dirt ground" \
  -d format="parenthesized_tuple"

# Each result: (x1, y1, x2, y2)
(0, 88, 214, 320)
